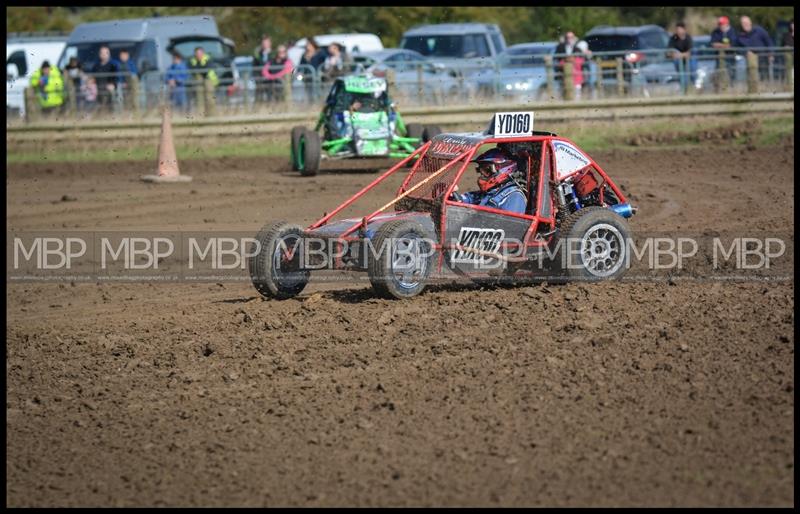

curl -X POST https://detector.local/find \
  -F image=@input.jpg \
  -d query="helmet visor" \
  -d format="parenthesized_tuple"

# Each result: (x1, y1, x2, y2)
(477, 163, 496, 177)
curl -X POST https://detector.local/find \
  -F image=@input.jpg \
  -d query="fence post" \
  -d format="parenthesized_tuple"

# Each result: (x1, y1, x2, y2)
(562, 57, 575, 101)
(785, 50, 794, 91)
(283, 72, 292, 107)
(204, 77, 216, 117)
(129, 74, 141, 119)
(416, 64, 424, 98)
(746, 51, 759, 94)
(544, 55, 555, 99)
(615, 58, 625, 97)
(25, 87, 41, 123)
(64, 76, 78, 117)
(717, 50, 730, 92)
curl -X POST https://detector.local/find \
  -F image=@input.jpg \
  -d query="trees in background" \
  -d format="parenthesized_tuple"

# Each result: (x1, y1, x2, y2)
(7, 6, 794, 50)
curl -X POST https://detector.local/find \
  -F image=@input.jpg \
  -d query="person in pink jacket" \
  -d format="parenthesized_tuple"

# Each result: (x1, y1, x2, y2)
(261, 45, 294, 102)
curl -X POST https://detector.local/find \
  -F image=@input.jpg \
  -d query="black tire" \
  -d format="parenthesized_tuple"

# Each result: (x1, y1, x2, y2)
(423, 124, 442, 142)
(367, 219, 435, 299)
(550, 206, 631, 282)
(248, 221, 310, 300)
(290, 126, 305, 171)
(405, 122, 424, 140)
(300, 130, 321, 177)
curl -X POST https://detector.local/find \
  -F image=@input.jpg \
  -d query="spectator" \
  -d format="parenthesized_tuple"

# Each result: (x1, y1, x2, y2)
(710, 16, 738, 83)
(261, 44, 294, 102)
(28, 60, 64, 116)
(91, 45, 119, 113)
(80, 73, 98, 113)
(117, 49, 139, 111)
(669, 22, 697, 91)
(165, 51, 189, 112)
(188, 47, 219, 109)
(252, 34, 273, 67)
(252, 34, 273, 103)
(555, 32, 589, 97)
(322, 42, 348, 82)
(737, 15, 775, 81)
(299, 38, 325, 100)
(63, 56, 82, 109)
(782, 19, 794, 47)
(300, 37, 326, 71)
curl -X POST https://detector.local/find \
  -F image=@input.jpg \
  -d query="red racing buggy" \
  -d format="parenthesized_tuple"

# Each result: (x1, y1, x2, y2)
(249, 112, 636, 300)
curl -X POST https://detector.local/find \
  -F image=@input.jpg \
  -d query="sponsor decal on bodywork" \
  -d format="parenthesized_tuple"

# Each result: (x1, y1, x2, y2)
(450, 227, 505, 263)
(552, 140, 591, 179)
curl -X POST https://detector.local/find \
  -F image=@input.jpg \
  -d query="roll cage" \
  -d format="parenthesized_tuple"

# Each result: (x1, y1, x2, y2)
(307, 131, 628, 265)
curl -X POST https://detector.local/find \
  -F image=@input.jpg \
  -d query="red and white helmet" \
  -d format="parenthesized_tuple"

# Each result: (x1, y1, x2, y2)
(472, 148, 517, 192)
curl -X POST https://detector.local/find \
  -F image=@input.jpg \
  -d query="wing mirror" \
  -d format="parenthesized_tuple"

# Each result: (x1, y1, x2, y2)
(7, 63, 19, 82)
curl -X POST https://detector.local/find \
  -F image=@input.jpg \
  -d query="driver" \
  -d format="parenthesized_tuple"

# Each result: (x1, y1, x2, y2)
(450, 148, 527, 215)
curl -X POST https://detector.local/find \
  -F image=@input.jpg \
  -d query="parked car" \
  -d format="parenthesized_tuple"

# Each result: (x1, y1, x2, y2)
(350, 48, 466, 99)
(287, 33, 384, 72)
(584, 25, 674, 87)
(7, 32, 68, 118)
(692, 35, 747, 90)
(400, 23, 507, 63)
(473, 42, 557, 99)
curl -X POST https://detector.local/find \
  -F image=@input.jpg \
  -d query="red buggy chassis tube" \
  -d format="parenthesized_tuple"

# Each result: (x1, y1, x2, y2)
(307, 142, 431, 230)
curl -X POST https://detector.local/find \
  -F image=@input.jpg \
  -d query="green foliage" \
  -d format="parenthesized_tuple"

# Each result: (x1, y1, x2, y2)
(7, 6, 795, 53)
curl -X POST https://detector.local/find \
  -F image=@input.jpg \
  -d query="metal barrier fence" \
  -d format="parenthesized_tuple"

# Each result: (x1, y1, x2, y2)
(10, 46, 794, 123)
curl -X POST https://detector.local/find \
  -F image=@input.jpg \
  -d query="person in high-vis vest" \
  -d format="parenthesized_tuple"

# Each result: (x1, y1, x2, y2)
(189, 47, 219, 110)
(29, 60, 65, 115)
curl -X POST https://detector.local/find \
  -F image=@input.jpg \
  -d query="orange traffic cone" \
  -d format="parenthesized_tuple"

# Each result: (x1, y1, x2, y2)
(141, 106, 192, 183)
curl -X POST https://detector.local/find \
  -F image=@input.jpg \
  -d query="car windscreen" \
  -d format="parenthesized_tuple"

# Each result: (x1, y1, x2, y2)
(58, 41, 146, 72)
(401, 35, 465, 58)
(336, 91, 388, 113)
(585, 35, 640, 53)
(171, 38, 233, 63)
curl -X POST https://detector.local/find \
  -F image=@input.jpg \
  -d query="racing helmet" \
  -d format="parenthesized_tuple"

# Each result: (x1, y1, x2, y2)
(471, 148, 517, 192)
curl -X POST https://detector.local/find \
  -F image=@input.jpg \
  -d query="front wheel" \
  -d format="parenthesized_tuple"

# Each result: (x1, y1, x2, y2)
(551, 206, 631, 282)
(300, 130, 321, 176)
(368, 219, 435, 299)
(290, 126, 305, 171)
(248, 221, 310, 300)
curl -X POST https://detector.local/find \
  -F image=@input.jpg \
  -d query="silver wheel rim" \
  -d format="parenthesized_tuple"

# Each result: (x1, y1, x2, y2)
(391, 232, 428, 289)
(580, 223, 625, 278)
(272, 234, 306, 288)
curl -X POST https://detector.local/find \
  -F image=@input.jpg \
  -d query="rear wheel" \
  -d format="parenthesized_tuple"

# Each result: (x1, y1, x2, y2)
(423, 124, 442, 142)
(248, 221, 310, 300)
(405, 123, 424, 141)
(368, 219, 435, 299)
(290, 126, 305, 171)
(550, 207, 631, 282)
(300, 130, 321, 176)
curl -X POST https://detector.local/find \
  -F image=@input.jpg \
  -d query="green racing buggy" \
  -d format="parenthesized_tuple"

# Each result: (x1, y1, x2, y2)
(290, 74, 442, 176)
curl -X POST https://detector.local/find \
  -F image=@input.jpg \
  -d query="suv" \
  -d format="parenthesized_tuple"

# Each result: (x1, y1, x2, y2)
(584, 24, 672, 86)
(400, 23, 506, 62)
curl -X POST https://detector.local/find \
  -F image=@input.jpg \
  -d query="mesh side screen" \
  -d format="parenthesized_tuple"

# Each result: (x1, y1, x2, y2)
(399, 154, 466, 207)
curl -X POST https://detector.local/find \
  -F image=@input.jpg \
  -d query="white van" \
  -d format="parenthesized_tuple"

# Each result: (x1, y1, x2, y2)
(287, 33, 383, 71)
(7, 33, 68, 118)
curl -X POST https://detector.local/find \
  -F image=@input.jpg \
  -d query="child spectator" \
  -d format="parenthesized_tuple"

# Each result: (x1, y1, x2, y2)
(81, 73, 98, 113)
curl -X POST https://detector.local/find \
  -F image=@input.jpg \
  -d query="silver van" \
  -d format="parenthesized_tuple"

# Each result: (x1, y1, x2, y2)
(56, 15, 233, 75)
(400, 23, 507, 61)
